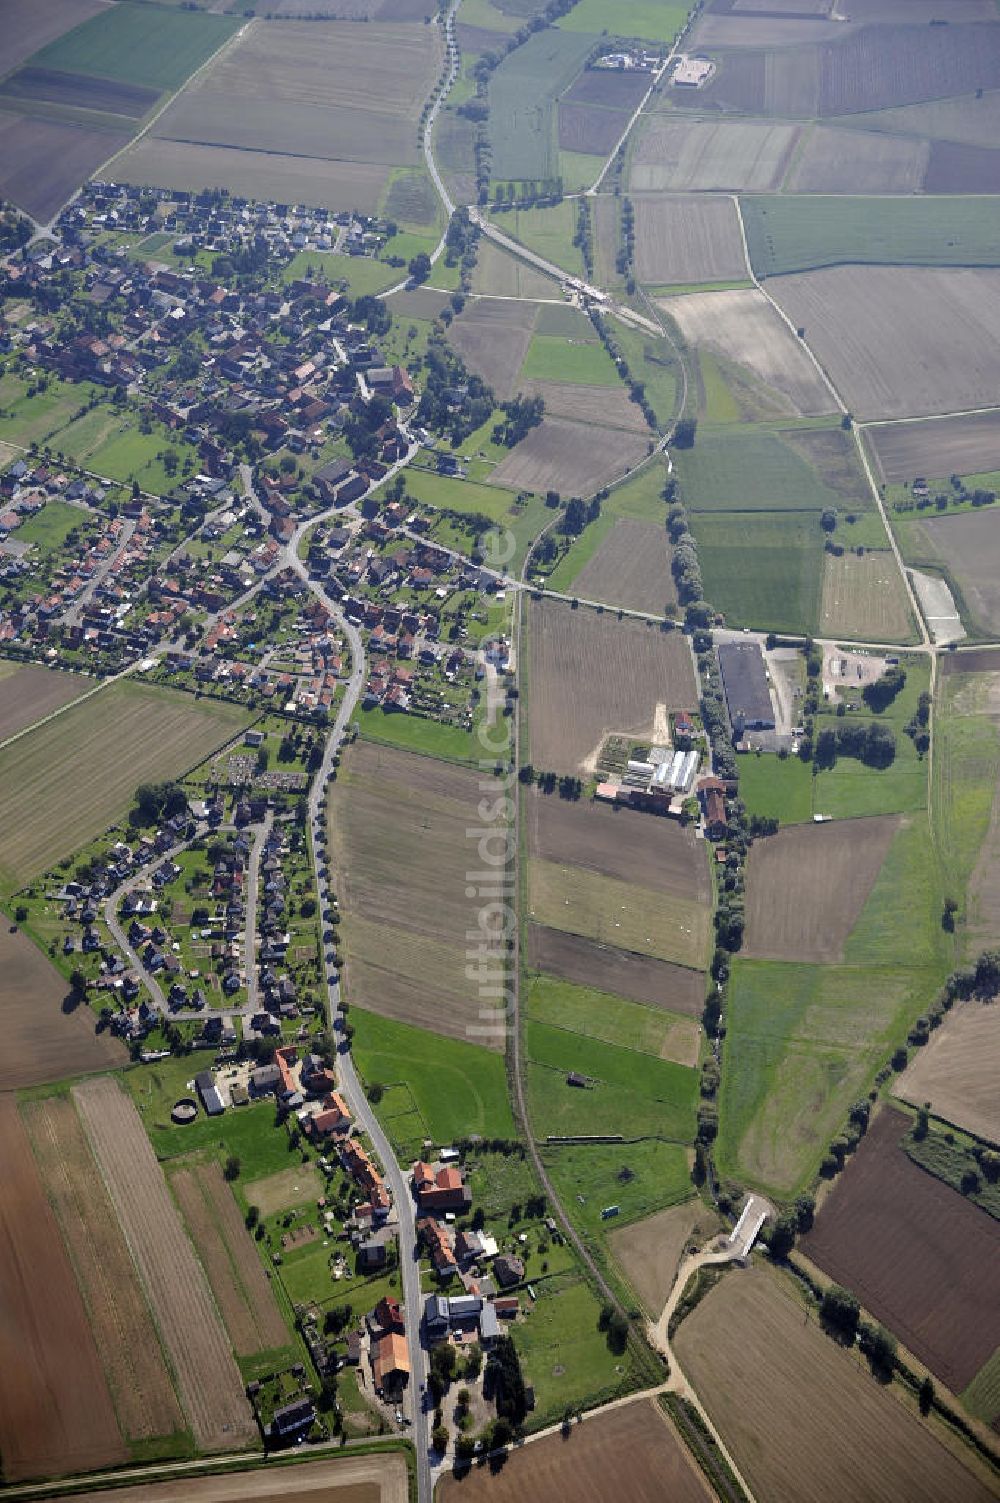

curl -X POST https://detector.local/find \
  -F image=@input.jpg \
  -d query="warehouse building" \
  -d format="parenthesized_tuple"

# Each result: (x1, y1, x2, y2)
(718, 642, 775, 735)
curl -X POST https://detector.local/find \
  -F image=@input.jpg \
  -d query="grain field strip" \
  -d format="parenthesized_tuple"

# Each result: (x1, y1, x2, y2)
(196, 1161, 289, 1352)
(23, 1096, 184, 1443)
(171, 1168, 259, 1358)
(73, 1078, 256, 1452)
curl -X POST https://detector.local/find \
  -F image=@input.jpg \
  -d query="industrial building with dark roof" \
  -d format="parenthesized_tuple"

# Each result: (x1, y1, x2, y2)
(718, 642, 775, 733)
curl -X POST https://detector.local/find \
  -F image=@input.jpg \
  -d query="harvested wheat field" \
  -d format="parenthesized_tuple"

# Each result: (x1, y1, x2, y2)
(658, 287, 836, 417)
(439, 1397, 713, 1503)
(171, 1160, 289, 1359)
(328, 742, 503, 1045)
(81, 1454, 408, 1503)
(801, 1107, 1000, 1396)
(527, 789, 710, 902)
(895, 1000, 1000, 1145)
(22, 1095, 183, 1443)
(527, 925, 706, 1016)
(631, 118, 801, 193)
(571, 519, 675, 616)
(74, 1077, 255, 1451)
(527, 597, 696, 773)
(633, 194, 748, 287)
(527, 857, 710, 970)
(768, 266, 1000, 421)
(446, 297, 538, 398)
(675, 1264, 997, 1503)
(519, 379, 651, 434)
(610, 1199, 721, 1317)
(489, 416, 650, 497)
(745, 816, 900, 963)
(0, 661, 85, 739)
(819, 550, 915, 642)
(869, 410, 1000, 486)
(0, 1096, 125, 1483)
(0, 921, 125, 1090)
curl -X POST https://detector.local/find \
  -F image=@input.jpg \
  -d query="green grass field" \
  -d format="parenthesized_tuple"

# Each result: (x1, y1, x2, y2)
(675, 428, 857, 513)
(812, 656, 931, 820)
(351, 1010, 516, 1147)
(932, 667, 1000, 907)
(353, 705, 480, 764)
(32, 1, 241, 92)
(717, 959, 939, 1196)
(525, 973, 697, 1064)
(526, 1019, 698, 1142)
(963, 1345, 1000, 1428)
(402, 466, 520, 522)
(512, 1274, 646, 1428)
(494, 200, 586, 279)
(541, 1140, 693, 1236)
(609, 317, 679, 430)
(691, 510, 824, 635)
(53, 406, 195, 495)
(737, 752, 815, 825)
(521, 334, 619, 386)
(0, 373, 103, 449)
(0, 682, 249, 893)
(127, 1059, 295, 1173)
(557, 0, 690, 42)
(742, 196, 1000, 279)
(843, 814, 948, 970)
(15, 499, 85, 551)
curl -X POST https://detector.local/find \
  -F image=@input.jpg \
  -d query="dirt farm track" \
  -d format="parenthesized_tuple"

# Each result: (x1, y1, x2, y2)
(77, 1453, 408, 1503)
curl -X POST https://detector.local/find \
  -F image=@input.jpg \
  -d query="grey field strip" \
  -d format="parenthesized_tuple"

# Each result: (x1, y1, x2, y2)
(73, 1078, 255, 1452)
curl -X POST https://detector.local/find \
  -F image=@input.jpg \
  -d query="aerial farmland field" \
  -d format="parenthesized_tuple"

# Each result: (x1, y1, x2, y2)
(744, 816, 901, 964)
(22, 1095, 184, 1447)
(80, 1455, 410, 1503)
(801, 1107, 1000, 1398)
(328, 741, 505, 1047)
(446, 296, 540, 397)
(631, 118, 802, 193)
(114, 139, 390, 213)
(633, 193, 747, 288)
(895, 999, 1000, 1147)
(0, 681, 249, 893)
(690, 509, 825, 635)
(742, 196, 1000, 278)
(0, 661, 86, 740)
(488, 28, 596, 182)
(0, 0, 109, 77)
(439, 1397, 713, 1503)
(783, 125, 930, 194)
(609, 1200, 721, 1320)
(489, 415, 650, 496)
(675, 1265, 998, 1503)
(658, 287, 836, 416)
(0, 921, 125, 1091)
(527, 924, 706, 1016)
(526, 598, 696, 773)
(868, 410, 1000, 486)
(29, 2, 242, 92)
(74, 1078, 256, 1452)
(0, 1096, 125, 1483)
(0, 111, 131, 223)
(767, 265, 1000, 420)
(897, 507, 1000, 638)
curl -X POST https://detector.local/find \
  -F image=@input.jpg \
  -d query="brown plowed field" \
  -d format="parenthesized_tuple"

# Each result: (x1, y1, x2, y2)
(744, 815, 900, 963)
(767, 266, 1000, 421)
(1, 67, 158, 119)
(22, 1096, 183, 1442)
(610, 1199, 721, 1317)
(0, 110, 130, 222)
(527, 925, 706, 1016)
(527, 789, 710, 902)
(171, 1160, 289, 1358)
(526, 597, 696, 773)
(115, 138, 389, 214)
(895, 1000, 1000, 1146)
(439, 1397, 713, 1503)
(0, 1096, 125, 1483)
(675, 1264, 997, 1503)
(519, 379, 650, 434)
(869, 411, 1000, 486)
(925, 140, 1000, 194)
(558, 102, 630, 156)
(563, 69, 649, 109)
(570, 519, 675, 616)
(634, 194, 747, 287)
(489, 417, 649, 501)
(0, 0, 107, 77)
(328, 743, 504, 1046)
(0, 662, 86, 739)
(74, 1078, 255, 1451)
(801, 1107, 1000, 1395)
(0, 921, 125, 1090)
(80, 1453, 408, 1503)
